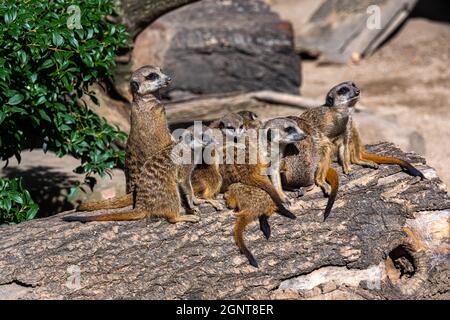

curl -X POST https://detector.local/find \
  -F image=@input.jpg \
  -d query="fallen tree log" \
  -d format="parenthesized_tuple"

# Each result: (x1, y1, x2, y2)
(0, 143, 449, 299)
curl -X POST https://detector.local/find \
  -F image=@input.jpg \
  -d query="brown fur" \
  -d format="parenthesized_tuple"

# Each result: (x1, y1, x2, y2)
(280, 116, 339, 220)
(217, 114, 298, 220)
(224, 183, 277, 268)
(64, 141, 202, 223)
(298, 82, 359, 195)
(76, 66, 173, 212)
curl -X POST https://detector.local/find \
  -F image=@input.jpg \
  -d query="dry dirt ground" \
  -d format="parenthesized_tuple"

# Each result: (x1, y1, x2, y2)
(299, 18, 450, 189)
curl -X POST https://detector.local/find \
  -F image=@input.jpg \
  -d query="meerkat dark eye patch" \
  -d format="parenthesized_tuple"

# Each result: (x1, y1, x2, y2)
(285, 126, 297, 134)
(146, 72, 159, 81)
(130, 81, 139, 94)
(337, 87, 350, 95)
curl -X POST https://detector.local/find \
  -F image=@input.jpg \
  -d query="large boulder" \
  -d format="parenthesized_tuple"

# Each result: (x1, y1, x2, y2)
(130, 0, 301, 100)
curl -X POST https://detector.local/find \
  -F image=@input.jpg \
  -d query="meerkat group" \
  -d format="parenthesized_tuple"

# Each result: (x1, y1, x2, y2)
(64, 66, 425, 268)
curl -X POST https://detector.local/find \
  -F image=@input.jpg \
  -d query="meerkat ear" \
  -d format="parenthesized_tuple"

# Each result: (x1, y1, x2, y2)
(250, 112, 258, 120)
(130, 81, 139, 94)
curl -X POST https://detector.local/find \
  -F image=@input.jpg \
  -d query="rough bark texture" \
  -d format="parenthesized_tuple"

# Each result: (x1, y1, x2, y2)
(0, 143, 448, 300)
(129, 0, 301, 101)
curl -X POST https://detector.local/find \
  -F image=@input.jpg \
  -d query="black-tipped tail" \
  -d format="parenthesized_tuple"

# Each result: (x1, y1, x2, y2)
(62, 216, 91, 223)
(324, 167, 339, 221)
(259, 215, 271, 240)
(244, 250, 259, 268)
(278, 206, 297, 220)
(404, 163, 426, 180)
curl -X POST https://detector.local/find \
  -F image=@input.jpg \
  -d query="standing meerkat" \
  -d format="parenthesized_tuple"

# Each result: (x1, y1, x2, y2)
(298, 81, 360, 197)
(76, 65, 173, 212)
(63, 128, 217, 223)
(224, 183, 278, 268)
(302, 81, 424, 179)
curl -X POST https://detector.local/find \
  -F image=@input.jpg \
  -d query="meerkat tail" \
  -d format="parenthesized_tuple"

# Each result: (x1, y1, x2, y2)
(259, 215, 271, 240)
(234, 213, 259, 268)
(248, 175, 297, 220)
(77, 193, 133, 212)
(361, 152, 425, 179)
(324, 167, 339, 221)
(63, 209, 148, 223)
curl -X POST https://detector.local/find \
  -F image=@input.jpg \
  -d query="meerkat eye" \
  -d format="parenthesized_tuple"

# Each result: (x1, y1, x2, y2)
(239, 124, 244, 130)
(285, 126, 296, 134)
(146, 72, 159, 81)
(337, 87, 349, 95)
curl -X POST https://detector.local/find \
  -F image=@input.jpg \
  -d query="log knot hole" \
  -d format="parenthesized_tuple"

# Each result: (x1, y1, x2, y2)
(387, 245, 416, 280)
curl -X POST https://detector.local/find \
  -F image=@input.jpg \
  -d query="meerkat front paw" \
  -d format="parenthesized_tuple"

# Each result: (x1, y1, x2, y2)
(184, 214, 201, 223)
(192, 196, 205, 206)
(343, 164, 352, 174)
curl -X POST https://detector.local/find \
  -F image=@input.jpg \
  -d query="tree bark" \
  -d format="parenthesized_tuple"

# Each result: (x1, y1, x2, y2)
(0, 143, 448, 299)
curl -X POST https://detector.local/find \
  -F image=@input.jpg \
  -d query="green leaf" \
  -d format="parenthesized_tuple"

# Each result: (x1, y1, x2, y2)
(38, 109, 52, 122)
(7, 94, 24, 105)
(26, 204, 38, 220)
(67, 186, 79, 201)
(41, 59, 54, 69)
(52, 32, 64, 46)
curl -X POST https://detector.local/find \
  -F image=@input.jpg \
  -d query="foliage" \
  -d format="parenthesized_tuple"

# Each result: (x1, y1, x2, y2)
(0, 0, 129, 223)
(0, 178, 38, 224)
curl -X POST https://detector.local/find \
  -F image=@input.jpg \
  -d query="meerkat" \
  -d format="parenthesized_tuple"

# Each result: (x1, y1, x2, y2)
(298, 81, 359, 197)
(76, 65, 173, 212)
(280, 116, 339, 220)
(63, 128, 217, 223)
(330, 89, 425, 179)
(236, 110, 261, 129)
(218, 115, 305, 220)
(302, 81, 424, 179)
(261, 117, 306, 204)
(224, 183, 278, 268)
(191, 111, 250, 210)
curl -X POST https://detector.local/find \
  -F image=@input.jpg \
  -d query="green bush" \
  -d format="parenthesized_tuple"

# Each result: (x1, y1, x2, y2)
(0, 0, 129, 223)
(0, 178, 38, 224)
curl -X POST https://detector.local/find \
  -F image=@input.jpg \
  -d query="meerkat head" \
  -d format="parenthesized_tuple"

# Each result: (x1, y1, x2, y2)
(217, 112, 246, 140)
(129, 65, 171, 99)
(237, 110, 262, 129)
(263, 117, 306, 146)
(181, 124, 218, 150)
(324, 81, 361, 109)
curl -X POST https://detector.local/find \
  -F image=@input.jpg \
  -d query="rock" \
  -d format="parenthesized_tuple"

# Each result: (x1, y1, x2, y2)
(271, 0, 418, 63)
(130, 0, 301, 100)
(0, 143, 448, 299)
